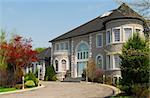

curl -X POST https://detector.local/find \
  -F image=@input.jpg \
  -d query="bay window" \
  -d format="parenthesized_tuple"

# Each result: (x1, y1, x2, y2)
(124, 28, 132, 41)
(113, 28, 121, 42)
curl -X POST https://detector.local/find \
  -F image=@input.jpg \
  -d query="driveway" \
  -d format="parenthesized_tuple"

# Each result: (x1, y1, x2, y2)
(0, 82, 114, 98)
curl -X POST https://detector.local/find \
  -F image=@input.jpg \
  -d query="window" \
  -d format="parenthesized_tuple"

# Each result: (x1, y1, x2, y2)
(106, 30, 111, 44)
(96, 34, 103, 47)
(107, 55, 111, 69)
(113, 29, 120, 42)
(135, 29, 141, 33)
(124, 28, 132, 41)
(60, 43, 65, 50)
(96, 55, 103, 69)
(77, 43, 89, 60)
(65, 42, 68, 50)
(61, 60, 66, 71)
(114, 54, 120, 68)
(55, 60, 58, 71)
(56, 44, 59, 50)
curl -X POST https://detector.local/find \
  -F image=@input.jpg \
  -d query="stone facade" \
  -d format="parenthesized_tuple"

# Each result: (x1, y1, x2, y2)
(50, 4, 145, 80)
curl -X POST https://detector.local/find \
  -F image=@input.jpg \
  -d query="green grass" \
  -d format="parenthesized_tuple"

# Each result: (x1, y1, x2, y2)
(0, 87, 17, 93)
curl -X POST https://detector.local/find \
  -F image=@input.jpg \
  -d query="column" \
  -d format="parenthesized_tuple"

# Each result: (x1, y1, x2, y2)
(71, 38, 75, 77)
(89, 34, 92, 58)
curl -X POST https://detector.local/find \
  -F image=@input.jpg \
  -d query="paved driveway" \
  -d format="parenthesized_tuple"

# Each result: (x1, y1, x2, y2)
(1, 82, 114, 98)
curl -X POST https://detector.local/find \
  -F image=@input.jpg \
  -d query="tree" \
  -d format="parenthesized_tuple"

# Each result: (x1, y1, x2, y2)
(87, 58, 96, 82)
(0, 34, 37, 85)
(119, 33, 149, 96)
(0, 30, 8, 86)
(0, 30, 7, 69)
(35, 47, 46, 53)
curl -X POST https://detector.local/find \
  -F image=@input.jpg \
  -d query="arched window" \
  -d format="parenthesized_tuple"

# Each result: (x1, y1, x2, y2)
(77, 43, 89, 60)
(55, 60, 58, 71)
(96, 55, 103, 69)
(61, 59, 66, 71)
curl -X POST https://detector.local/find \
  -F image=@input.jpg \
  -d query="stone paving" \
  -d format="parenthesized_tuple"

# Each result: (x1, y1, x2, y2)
(0, 82, 114, 98)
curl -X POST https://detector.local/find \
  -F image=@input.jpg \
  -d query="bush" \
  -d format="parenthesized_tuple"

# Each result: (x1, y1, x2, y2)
(25, 80, 35, 88)
(44, 65, 57, 81)
(132, 84, 149, 98)
(24, 72, 38, 86)
(15, 84, 23, 89)
(52, 75, 58, 81)
(94, 68, 104, 83)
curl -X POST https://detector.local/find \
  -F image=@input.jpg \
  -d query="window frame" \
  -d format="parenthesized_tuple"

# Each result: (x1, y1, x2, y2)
(55, 43, 59, 51)
(123, 26, 133, 42)
(96, 54, 103, 69)
(112, 27, 121, 43)
(96, 33, 103, 48)
(106, 29, 111, 45)
(112, 54, 120, 70)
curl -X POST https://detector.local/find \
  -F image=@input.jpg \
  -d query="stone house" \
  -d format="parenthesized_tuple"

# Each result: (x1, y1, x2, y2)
(49, 3, 147, 80)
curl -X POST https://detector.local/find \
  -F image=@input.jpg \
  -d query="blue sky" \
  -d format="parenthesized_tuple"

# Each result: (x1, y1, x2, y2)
(0, 0, 124, 48)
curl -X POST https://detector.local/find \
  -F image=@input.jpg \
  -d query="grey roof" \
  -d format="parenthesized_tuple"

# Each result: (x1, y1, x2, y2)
(37, 47, 51, 60)
(50, 3, 144, 42)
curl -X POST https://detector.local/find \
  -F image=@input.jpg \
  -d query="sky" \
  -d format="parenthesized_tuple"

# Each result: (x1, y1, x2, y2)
(0, 0, 130, 48)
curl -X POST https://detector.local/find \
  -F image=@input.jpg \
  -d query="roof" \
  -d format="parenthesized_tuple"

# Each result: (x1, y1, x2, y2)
(50, 3, 144, 42)
(37, 47, 51, 60)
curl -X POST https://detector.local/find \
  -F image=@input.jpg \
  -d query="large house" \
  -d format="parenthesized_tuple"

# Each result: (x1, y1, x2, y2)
(50, 3, 147, 80)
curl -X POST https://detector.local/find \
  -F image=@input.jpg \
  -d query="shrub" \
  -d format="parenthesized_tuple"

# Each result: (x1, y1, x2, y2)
(131, 84, 149, 98)
(52, 75, 58, 81)
(105, 76, 113, 85)
(94, 68, 104, 83)
(15, 84, 23, 89)
(44, 65, 57, 81)
(24, 72, 38, 86)
(25, 80, 35, 88)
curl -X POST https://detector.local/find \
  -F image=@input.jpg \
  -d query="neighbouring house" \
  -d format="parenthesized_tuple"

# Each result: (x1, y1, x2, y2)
(24, 47, 51, 80)
(49, 3, 148, 81)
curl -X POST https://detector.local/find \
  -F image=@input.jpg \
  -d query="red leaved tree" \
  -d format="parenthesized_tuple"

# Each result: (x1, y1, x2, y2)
(2, 35, 37, 85)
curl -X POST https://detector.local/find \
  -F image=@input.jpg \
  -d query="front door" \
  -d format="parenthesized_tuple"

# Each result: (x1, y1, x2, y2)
(77, 62, 87, 77)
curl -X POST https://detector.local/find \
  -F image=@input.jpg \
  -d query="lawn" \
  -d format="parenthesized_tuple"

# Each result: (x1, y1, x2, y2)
(0, 87, 17, 93)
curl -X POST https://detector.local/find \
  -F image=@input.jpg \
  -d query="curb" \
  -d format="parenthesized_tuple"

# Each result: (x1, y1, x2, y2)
(0, 85, 45, 95)
(80, 82, 121, 96)
(100, 84, 121, 96)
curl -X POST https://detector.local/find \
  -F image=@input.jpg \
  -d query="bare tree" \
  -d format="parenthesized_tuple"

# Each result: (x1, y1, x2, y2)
(113, 0, 150, 19)
(87, 58, 96, 82)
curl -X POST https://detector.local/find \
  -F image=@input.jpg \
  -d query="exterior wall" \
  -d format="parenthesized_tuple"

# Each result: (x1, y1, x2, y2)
(51, 18, 144, 80)
(52, 39, 70, 80)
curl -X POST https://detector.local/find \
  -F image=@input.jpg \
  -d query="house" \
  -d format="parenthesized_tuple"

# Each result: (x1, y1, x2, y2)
(49, 3, 147, 81)
(24, 47, 51, 80)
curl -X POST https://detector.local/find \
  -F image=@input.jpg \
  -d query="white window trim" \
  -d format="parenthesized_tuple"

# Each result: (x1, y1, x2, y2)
(96, 54, 103, 69)
(106, 29, 111, 45)
(134, 27, 143, 33)
(112, 54, 120, 70)
(106, 54, 121, 70)
(123, 26, 133, 42)
(106, 54, 112, 70)
(96, 33, 103, 48)
(55, 43, 59, 51)
(112, 27, 122, 43)
(55, 41, 69, 51)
